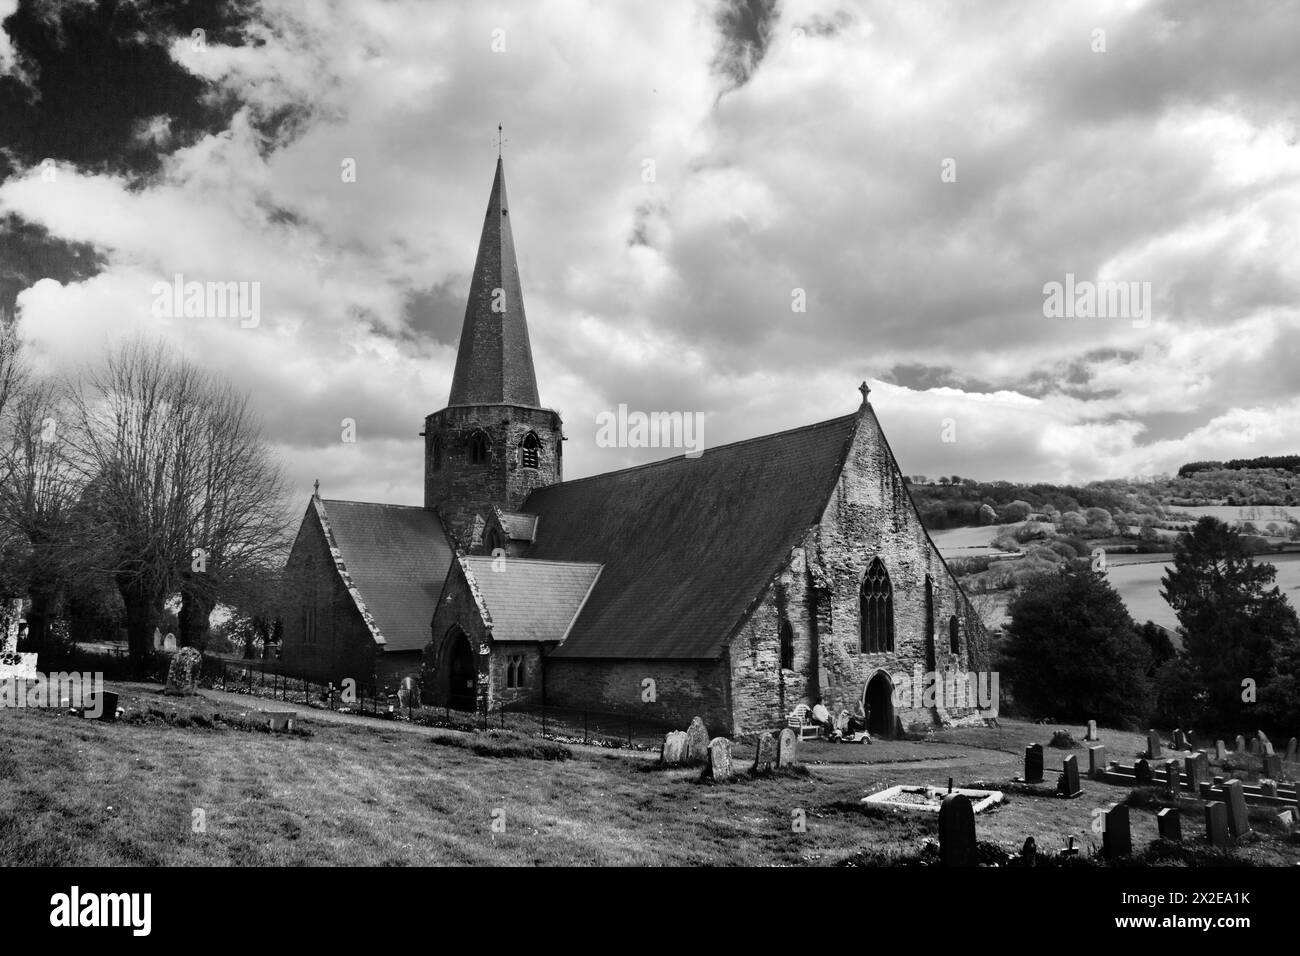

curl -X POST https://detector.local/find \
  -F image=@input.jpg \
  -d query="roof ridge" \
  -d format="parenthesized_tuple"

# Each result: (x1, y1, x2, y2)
(321, 499, 427, 510)
(523, 412, 859, 498)
(462, 555, 603, 570)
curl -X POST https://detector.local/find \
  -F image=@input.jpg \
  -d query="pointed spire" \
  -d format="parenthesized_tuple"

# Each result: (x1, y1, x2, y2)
(447, 154, 541, 407)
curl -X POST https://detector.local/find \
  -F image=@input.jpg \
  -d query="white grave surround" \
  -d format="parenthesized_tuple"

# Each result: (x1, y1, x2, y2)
(0, 652, 40, 683)
(862, 784, 1005, 814)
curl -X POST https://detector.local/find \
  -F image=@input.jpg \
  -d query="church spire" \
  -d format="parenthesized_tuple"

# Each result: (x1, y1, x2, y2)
(447, 153, 541, 407)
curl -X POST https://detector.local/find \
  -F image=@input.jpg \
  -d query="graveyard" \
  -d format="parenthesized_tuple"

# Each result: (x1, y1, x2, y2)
(2, 680, 1299, 866)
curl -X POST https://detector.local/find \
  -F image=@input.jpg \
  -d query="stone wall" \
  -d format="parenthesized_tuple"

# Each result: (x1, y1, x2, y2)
(544, 658, 730, 731)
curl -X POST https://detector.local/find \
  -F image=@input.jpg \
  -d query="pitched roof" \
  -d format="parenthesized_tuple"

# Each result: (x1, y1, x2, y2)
(460, 556, 602, 643)
(522, 413, 860, 659)
(494, 509, 539, 542)
(317, 500, 453, 653)
(446, 156, 541, 407)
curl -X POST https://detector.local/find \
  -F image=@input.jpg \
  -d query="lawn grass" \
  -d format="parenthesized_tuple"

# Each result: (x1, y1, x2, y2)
(3, 688, 1298, 866)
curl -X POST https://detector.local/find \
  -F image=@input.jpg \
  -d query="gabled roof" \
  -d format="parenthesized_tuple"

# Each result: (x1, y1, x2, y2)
(317, 499, 453, 653)
(459, 555, 602, 643)
(447, 156, 541, 407)
(522, 413, 861, 659)
(494, 508, 539, 542)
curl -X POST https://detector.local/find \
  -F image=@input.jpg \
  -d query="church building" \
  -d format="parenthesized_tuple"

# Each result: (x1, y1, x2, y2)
(279, 154, 991, 736)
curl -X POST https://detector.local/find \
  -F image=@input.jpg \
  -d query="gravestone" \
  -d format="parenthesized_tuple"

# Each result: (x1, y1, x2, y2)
(705, 737, 733, 781)
(1172, 728, 1186, 751)
(1088, 745, 1108, 780)
(777, 727, 800, 767)
(164, 647, 202, 696)
(1157, 807, 1182, 842)
(1102, 803, 1131, 859)
(660, 731, 688, 766)
(1277, 809, 1295, 829)
(163, 633, 178, 653)
(1146, 731, 1162, 759)
(1258, 730, 1271, 747)
(1020, 836, 1037, 867)
(938, 794, 976, 867)
(1213, 775, 1225, 787)
(267, 712, 295, 733)
(1263, 754, 1282, 780)
(1022, 743, 1044, 783)
(1185, 752, 1209, 789)
(1134, 758, 1154, 785)
(751, 732, 777, 773)
(1287, 737, 1298, 761)
(1262, 740, 1275, 756)
(1235, 734, 1247, 754)
(1165, 759, 1181, 793)
(1057, 754, 1082, 797)
(1085, 719, 1098, 742)
(152, 627, 164, 651)
(1260, 779, 1278, 799)
(1223, 779, 1249, 838)
(1248, 739, 1259, 755)
(1205, 802, 1230, 847)
(0, 597, 37, 682)
(1215, 740, 1227, 761)
(90, 691, 119, 722)
(684, 717, 710, 765)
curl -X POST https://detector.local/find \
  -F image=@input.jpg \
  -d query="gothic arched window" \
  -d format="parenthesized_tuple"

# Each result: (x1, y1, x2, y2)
(949, 615, 960, 654)
(520, 432, 540, 469)
(859, 558, 894, 653)
(779, 620, 794, 670)
(924, 575, 935, 642)
(432, 435, 444, 472)
(469, 431, 489, 465)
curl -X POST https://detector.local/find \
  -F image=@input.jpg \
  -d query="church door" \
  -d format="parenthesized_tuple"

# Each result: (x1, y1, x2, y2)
(865, 671, 895, 739)
(448, 630, 477, 711)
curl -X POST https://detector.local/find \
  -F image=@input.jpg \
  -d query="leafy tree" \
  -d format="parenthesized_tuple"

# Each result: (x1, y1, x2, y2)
(999, 564, 1153, 724)
(977, 503, 997, 525)
(1160, 517, 1300, 729)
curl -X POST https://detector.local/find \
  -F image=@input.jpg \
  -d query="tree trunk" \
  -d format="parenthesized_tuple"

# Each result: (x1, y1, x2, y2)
(179, 580, 216, 650)
(117, 577, 160, 665)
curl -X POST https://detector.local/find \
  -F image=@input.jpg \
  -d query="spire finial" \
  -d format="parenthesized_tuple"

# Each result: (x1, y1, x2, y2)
(495, 123, 507, 158)
(859, 381, 871, 406)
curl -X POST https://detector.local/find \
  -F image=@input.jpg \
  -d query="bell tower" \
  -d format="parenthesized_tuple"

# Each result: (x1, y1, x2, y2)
(424, 148, 563, 544)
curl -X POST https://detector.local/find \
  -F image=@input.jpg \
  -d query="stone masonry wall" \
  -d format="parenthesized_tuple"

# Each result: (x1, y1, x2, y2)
(544, 658, 730, 732)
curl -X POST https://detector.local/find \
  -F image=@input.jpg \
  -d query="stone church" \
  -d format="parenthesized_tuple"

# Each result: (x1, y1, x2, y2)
(280, 155, 991, 736)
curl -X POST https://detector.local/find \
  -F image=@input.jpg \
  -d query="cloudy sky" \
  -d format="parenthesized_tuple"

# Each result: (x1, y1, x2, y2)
(1, 0, 1298, 507)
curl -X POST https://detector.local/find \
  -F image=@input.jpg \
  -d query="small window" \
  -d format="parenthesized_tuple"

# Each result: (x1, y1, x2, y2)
(521, 432, 540, 469)
(432, 435, 444, 471)
(779, 620, 794, 670)
(924, 575, 935, 642)
(506, 655, 525, 689)
(949, 615, 960, 654)
(469, 431, 489, 465)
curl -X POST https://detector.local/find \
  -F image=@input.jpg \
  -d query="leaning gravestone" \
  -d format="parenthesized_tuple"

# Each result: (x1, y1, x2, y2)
(1223, 779, 1249, 838)
(752, 732, 777, 773)
(938, 794, 976, 867)
(1157, 807, 1182, 842)
(1262, 740, 1275, 756)
(683, 716, 710, 766)
(1022, 743, 1044, 783)
(1057, 754, 1082, 798)
(1258, 729, 1272, 747)
(777, 727, 800, 768)
(705, 737, 733, 781)
(1102, 803, 1131, 859)
(1205, 802, 1230, 847)
(1146, 731, 1163, 759)
(660, 731, 688, 766)
(1088, 745, 1108, 780)
(165, 646, 202, 696)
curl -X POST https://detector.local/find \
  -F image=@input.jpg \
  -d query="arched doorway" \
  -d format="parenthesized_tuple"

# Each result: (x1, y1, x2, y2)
(447, 629, 477, 711)
(865, 671, 895, 739)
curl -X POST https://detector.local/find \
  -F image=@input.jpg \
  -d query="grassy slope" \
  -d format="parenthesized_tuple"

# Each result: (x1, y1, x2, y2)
(2, 687, 1297, 866)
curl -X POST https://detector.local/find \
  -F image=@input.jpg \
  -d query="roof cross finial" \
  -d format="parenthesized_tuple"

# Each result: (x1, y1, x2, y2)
(859, 381, 871, 406)
(494, 123, 507, 158)
(313, 478, 320, 498)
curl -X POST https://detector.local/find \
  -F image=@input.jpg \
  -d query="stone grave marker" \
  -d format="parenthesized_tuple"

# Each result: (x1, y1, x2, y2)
(1022, 743, 1044, 783)
(1258, 730, 1272, 747)
(1260, 779, 1278, 799)
(268, 712, 295, 733)
(1057, 754, 1082, 797)
(1088, 745, 1108, 780)
(1085, 719, 1098, 742)
(163, 632, 178, 653)
(1223, 779, 1249, 838)
(1020, 836, 1037, 867)
(938, 794, 976, 867)
(152, 627, 164, 651)
(752, 732, 777, 773)
(1205, 802, 1230, 847)
(1248, 739, 1259, 755)
(1235, 734, 1247, 754)
(1134, 758, 1154, 785)
(1172, 728, 1186, 751)
(1277, 809, 1295, 829)
(1263, 754, 1282, 780)
(1215, 740, 1227, 761)
(660, 731, 687, 766)
(1287, 737, 1298, 761)
(684, 716, 710, 765)
(1103, 803, 1131, 859)
(1157, 807, 1181, 842)
(1146, 730, 1162, 759)
(1185, 752, 1209, 789)
(705, 737, 733, 781)
(1165, 758, 1181, 793)
(165, 646, 202, 696)
(777, 727, 799, 767)
(1262, 740, 1275, 756)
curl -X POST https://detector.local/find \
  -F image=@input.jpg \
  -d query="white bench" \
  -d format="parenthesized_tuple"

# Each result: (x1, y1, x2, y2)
(788, 704, 823, 740)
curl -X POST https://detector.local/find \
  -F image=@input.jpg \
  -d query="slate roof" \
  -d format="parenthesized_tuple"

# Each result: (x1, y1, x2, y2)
(318, 500, 453, 653)
(460, 556, 602, 643)
(495, 509, 539, 542)
(522, 413, 860, 660)
(447, 156, 541, 407)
